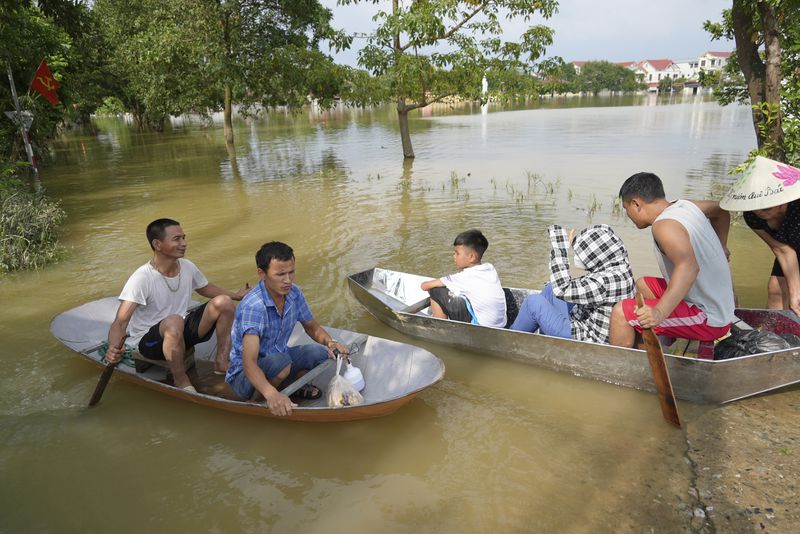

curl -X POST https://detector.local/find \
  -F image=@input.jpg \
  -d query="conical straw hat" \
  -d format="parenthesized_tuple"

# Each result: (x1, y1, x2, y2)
(720, 156, 800, 211)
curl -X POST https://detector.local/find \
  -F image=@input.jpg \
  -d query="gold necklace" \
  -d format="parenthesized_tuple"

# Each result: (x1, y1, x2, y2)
(151, 260, 181, 292)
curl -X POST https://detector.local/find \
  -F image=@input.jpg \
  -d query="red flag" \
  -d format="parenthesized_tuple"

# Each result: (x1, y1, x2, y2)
(30, 60, 60, 106)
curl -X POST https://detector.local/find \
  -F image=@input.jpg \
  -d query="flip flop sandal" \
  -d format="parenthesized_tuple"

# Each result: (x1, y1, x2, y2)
(289, 384, 322, 401)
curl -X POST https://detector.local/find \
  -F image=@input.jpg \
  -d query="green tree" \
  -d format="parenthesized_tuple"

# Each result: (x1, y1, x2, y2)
(1, 1, 69, 161)
(2, 1, 117, 160)
(575, 61, 640, 95)
(537, 56, 575, 96)
(37, 0, 117, 125)
(95, 0, 348, 143)
(486, 64, 540, 100)
(1, 3, 76, 272)
(341, 0, 558, 159)
(705, 0, 800, 164)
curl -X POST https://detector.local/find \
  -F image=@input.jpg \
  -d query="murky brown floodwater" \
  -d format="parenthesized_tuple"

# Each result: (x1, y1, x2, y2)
(1, 94, 772, 531)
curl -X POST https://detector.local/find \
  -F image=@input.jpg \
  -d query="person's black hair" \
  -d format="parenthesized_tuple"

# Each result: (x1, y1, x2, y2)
(146, 218, 180, 250)
(453, 228, 489, 259)
(256, 241, 295, 271)
(618, 172, 666, 203)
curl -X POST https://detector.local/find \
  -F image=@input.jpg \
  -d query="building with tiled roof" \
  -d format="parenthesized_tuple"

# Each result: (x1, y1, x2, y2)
(637, 59, 682, 91)
(698, 51, 732, 72)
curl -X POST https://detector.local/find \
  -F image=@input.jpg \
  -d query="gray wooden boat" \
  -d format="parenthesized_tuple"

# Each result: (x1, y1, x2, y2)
(347, 267, 800, 404)
(51, 297, 444, 422)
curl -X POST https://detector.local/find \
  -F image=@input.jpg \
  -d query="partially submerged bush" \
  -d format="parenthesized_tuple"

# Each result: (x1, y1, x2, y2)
(1, 165, 66, 272)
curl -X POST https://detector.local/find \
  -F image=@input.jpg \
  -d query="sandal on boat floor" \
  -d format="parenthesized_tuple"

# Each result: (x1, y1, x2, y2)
(182, 385, 197, 393)
(289, 384, 321, 402)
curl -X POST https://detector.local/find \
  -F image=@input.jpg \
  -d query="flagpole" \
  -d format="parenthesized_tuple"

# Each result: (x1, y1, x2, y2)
(5, 62, 39, 177)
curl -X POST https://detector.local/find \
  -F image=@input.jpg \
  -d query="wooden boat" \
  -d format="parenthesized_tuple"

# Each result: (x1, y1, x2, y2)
(347, 267, 800, 404)
(51, 297, 445, 422)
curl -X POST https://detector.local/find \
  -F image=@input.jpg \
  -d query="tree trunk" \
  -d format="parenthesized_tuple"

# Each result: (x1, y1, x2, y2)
(393, 0, 415, 159)
(732, 0, 767, 148)
(397, 100, 415, 159)
(758, 0, 785, 161)
(224, 83, 234, 145)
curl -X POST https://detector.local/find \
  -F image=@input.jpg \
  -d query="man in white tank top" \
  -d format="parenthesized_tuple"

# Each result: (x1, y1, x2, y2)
(609, 172, 735, 348)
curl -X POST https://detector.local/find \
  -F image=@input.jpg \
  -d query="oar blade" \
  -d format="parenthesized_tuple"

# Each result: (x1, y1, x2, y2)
(641, 329, 681, 427)
(636, 294, 681, 428)
(88, 362, 118, 407)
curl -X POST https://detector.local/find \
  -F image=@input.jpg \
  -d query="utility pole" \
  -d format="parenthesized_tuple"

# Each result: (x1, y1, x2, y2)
(5, 62, 39, 177)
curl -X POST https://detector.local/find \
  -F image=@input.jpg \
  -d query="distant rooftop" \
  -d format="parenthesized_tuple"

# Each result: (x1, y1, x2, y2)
(641, 59, 675, 70)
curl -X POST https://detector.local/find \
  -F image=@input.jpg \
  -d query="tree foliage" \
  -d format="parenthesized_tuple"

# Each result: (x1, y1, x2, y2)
(705, 0, 800, 165)
(576, 61, 642, 95)
(94, 0, 349, 142)
(536, 56, 575, 96)
(1, 1, 114, 162)
(341, 0, 558, 158)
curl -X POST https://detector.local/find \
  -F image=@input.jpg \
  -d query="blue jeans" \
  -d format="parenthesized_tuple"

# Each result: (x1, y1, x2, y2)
(509, 283, 573, 339)
(229, 344, 328, 400)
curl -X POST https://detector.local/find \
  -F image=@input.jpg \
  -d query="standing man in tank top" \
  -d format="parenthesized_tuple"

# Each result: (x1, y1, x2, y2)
(609, 172, 735, 348)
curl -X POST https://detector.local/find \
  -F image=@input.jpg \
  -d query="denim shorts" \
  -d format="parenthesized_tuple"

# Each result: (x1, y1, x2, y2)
(229, 343, 328, 400)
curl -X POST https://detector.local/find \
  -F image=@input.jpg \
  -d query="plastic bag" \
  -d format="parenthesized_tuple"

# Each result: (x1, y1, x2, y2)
(780, 333, 800, 347)
(327, 355, 364, 407)
(714, 329, 791, 360)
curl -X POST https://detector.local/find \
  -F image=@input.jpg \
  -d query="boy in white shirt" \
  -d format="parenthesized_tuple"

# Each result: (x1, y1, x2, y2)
(420, 229, 507, 327)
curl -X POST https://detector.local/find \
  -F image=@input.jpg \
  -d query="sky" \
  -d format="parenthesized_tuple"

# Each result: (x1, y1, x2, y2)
(321, 0, 734, 66)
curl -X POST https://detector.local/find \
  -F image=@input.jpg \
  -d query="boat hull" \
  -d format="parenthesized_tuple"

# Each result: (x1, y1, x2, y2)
(347, 268, 800, 404)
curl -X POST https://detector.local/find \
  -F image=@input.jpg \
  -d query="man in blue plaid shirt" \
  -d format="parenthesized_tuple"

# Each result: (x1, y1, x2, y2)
(226, 242, 349, 416)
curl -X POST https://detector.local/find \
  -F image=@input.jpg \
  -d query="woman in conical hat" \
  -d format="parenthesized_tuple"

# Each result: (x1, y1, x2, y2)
(720, 156, 800, 314)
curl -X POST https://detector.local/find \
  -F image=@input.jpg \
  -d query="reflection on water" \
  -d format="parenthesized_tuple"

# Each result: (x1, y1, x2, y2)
(0, 96, 768, 531)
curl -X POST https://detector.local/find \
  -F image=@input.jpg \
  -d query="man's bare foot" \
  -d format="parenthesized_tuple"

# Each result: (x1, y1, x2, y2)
(173, 374, 193, 389)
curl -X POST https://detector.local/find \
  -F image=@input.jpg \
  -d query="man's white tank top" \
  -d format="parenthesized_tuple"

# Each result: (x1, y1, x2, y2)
(654, 200, 735, 327)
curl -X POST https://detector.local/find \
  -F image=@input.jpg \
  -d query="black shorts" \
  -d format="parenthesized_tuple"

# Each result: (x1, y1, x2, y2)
(428, 286, 474, 323)
(137, 303, 214, 359)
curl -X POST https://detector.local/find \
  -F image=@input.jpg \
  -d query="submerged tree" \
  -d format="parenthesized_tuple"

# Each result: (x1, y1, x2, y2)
(341, 0, 558, 159)
(705, 0, 800, 164)
(577, 61, 642, 95)
(537, 56, 576, 96)
(95, 0, 348, 143)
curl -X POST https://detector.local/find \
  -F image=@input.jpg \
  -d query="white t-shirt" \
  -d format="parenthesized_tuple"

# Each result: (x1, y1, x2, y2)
(442, 263, 507, 327)
(119, 258, 209, 346)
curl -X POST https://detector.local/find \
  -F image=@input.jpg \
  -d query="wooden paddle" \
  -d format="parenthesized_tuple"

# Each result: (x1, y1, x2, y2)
(88, 336, 126, 407)
(636, 294, 681, 428)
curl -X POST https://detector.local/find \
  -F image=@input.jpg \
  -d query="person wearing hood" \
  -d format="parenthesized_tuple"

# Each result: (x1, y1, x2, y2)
(509, 224, 635, 343)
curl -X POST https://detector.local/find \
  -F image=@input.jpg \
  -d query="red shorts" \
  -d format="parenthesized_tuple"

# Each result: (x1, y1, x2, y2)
(621, 277, 731, 341)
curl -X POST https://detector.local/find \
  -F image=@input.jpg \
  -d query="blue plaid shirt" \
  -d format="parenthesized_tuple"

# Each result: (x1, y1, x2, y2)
(226, 281, 313, 383)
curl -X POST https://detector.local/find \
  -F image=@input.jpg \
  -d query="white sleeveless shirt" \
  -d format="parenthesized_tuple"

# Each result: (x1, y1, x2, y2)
(654, 200, 735, 327)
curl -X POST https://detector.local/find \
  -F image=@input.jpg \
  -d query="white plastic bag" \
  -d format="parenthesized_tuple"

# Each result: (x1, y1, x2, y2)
(327, 355, 364, 407)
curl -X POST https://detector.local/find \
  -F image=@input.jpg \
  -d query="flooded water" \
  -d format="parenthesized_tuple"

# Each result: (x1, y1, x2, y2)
(0, 94, 772, 531)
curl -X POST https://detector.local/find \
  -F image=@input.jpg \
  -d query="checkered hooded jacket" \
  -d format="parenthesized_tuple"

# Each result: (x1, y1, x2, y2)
(549, 224, 635, 343)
